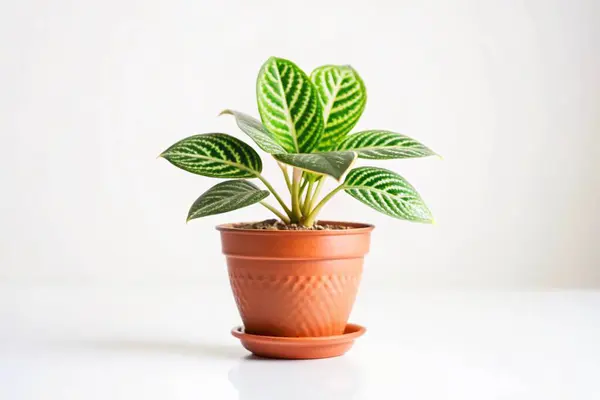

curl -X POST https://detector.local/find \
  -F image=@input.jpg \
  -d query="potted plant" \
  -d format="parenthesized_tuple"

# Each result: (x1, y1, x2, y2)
(160, 57, 437, 359)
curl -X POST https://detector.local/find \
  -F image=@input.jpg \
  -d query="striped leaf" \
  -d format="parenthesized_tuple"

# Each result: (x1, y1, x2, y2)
(335, 130, 436, 159)
(273, 151, 356, 181)
(311, 65, 367, 151)
(220, 109, 287, 154)
(187, 180, 269, 222)
(160, 133, 262, 178)
(256, 57, 324, 153)
(343, 167, 433, 223)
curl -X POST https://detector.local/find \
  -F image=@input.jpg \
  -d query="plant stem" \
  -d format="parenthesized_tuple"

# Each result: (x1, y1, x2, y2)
(260, 201, 290, 223)
(302, 180, 315, 215)
(299, 178, 309, 196)
(257, 174, 292, 218)
(307, 177, 325, 212)
(298, 178, 309, 209)
(290, 168, 303, 222)
(278, 163, 292, 193)
(303, 183, 345, 226)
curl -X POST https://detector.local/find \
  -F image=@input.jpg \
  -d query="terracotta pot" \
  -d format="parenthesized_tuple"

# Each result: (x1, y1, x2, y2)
(217, 221, 374, 337)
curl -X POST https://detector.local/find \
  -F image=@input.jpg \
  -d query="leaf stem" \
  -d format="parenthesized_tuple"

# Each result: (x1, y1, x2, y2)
(277, 162, 292, 193)
(307, 177, 325, 213)
(299, 178, 309, 195)
(257, 174, 292, 218)
(298, 182, 307, 211)
(298, 178, 309, 208)
(260, 201, 290, 224)
(303, 183, 345, 226)
(302, 180, 315, 216)
(290, 168, 303, 222)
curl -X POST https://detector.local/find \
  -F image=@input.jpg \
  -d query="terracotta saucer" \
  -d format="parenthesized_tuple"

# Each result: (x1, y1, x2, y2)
(231, 323, 366, 359)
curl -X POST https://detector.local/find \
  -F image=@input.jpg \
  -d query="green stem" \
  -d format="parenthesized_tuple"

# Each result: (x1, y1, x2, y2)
(278, 163, 292, 193)
(260, 201, 290, 224)
(290, 168, 303, 222)
(303, 183, 345, 226)
(257, 174, 292, 218)
(298, 178, 309, 209)
(299, 178, 309, 196)
(307, 177, 325, 213)
(302, 180, 315, 216)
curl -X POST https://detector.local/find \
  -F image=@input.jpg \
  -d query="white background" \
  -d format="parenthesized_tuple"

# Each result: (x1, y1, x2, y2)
(1, 0, 599, 287)
(2, 1, 600, 398)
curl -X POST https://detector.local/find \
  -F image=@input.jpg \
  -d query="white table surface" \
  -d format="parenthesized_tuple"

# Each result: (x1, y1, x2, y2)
(1, 283, 599, 399)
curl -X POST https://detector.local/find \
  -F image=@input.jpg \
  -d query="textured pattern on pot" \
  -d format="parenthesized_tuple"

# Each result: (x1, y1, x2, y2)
(217, 222, 374, 337)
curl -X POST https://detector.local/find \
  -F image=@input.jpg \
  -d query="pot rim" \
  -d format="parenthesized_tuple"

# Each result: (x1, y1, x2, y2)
(216, 220, 374, 235)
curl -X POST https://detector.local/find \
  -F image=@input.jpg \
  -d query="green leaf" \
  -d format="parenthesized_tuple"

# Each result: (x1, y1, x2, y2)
(256, 57, 324, 153)
(220, 109, 287, 154)
(311, 65, 367, 151)
(187, 180, 269, 222)
(343, 167, 433, 223)
(273, 151, 357, 181)
(160, 133, 262, 178)
(335, 130, 437, 159)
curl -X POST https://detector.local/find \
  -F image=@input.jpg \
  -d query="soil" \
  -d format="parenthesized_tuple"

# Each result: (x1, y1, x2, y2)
(232, 219, 351, 231)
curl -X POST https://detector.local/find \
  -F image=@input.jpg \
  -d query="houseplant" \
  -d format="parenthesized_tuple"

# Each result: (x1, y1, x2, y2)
(160, 57, 437, 359)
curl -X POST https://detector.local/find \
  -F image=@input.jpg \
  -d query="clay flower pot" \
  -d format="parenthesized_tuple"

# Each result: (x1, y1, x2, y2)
(217, 221, 374, 338)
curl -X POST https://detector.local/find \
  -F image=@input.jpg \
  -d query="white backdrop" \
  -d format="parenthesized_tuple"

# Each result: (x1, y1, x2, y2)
(1, 0, 598, 288)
